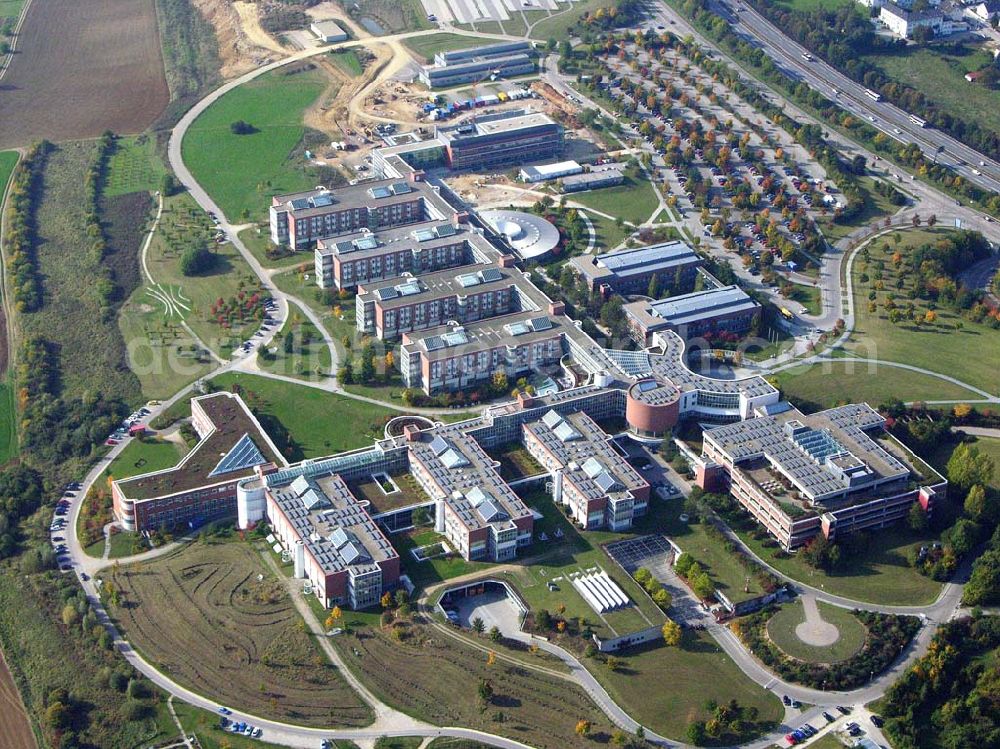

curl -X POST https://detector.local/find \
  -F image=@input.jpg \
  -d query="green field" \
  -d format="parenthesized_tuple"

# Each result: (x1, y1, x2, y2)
(0, 377, 16, 465)
(766, 600, 867, 663)
(569, 175, 660, 227)
(403, 33, 504, 64)
(105, 135, 167, 197)
(784, 282, 821, 316)
(845, 227, 1000, 395)
(0, 150, 17, 199)
(771, 0, 853, 10)
(817, 176, 899, 244)
(863, 45, 1000, 138)
(329, 49, 364, 77)
(0, 0, 24, 22)
(238, 226, 307, 269)
(106, 437, 187, 481)
(592, 629, 783, 743)
(209, 372, 393, 459)
(735, 522, 944, 606)
(530, 0, 611, 40)
(772, 359, 980, 411)
(257, 303, 332, 381)
(182, 67, 329, 221)
(350, 0, 432, 34)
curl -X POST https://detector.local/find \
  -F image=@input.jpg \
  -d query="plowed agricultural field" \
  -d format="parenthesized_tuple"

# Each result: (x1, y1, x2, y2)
(0, 0, 168, 149)
(0, 647, 36, 749)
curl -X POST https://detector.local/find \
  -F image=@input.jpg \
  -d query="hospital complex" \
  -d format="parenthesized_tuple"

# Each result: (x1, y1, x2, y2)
(112, 134, 946, 611)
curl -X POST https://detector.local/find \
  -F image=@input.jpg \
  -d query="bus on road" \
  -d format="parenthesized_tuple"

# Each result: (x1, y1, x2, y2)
(908, 114, 927, 128)
(865, 88, 881, 102)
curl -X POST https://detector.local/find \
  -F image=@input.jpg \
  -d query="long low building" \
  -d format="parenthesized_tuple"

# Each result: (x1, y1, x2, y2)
(436, 109, 564, 170)
(569, 241, 703, 295)
(519, 160, 583, 183)
(523, 410, 650, 531)
(112, 393, 285, 532)
(560, 168, 625, 193)
(624, 285, 760, 343)
(355, 264, 520, 340)
(698, 402, 946, 549)
(419, 53, 536, 89)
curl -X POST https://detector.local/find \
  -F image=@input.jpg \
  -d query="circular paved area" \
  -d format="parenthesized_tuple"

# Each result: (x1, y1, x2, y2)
(795, 595, 840, 647)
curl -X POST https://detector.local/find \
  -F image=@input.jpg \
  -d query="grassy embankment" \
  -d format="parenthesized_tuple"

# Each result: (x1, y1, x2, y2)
(182, 67, 330, 222)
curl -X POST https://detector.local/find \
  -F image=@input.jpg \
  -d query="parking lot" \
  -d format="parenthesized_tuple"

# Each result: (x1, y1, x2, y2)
(605, 535, 708, 626)
(450, 586, 524, 636)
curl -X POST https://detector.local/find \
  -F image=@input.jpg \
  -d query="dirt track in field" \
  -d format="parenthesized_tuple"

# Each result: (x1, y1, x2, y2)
(0, 647, 36, 749)
(0, 0, 169, 149)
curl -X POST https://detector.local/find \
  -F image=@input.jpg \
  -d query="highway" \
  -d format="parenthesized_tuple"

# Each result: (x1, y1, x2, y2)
(644, 0, 1000, 195)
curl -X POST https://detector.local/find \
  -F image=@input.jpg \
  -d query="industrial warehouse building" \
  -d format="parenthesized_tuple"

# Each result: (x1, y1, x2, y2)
(436, 109, 564, 170)
(569, 241, 703, 295)
(623, 285, 760, 344)
(419, 40, 535, 89)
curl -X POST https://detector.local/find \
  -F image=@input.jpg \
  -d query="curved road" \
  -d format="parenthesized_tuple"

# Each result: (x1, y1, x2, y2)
(53, 16, 984, 749)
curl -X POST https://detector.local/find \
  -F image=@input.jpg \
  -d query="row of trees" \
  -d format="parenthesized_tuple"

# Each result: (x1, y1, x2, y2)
(4, 141, 51, 311)
(748, 1, 1000, 163)
(674, 0, 1000, 217)
(84, 131, 121, 320)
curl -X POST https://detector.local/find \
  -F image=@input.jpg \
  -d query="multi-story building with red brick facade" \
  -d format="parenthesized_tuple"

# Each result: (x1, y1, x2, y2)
(399, 312, 565, 395)
(355, 265, 518, 340)
(265, 473, 400, 609)
(697, 402, 946, 549)
(112, 393, 285, 532)
(523, 410, 650, 531)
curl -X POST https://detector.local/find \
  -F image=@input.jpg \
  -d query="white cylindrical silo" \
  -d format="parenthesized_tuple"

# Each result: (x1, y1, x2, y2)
(293, 540, 305, 579)
(434, 498, 446, 533)
(236, 481, 266, 529)
(552, 470, 563, 505)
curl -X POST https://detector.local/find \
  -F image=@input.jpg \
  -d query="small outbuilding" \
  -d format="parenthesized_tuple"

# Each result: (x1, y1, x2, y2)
(311, 20, 348, 43)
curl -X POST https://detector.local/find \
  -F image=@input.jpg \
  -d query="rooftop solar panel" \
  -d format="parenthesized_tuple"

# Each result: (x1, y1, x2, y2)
(436, 224, 457, 237)
(312, 194, 335, 207)
(369, 186, 392, 199)
(208, 433, 267, 477)
(391, 182, 412, 195)
(480, 267, 502, 283)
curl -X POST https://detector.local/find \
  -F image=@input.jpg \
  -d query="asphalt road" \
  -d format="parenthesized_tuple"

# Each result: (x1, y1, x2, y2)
(666, 0, 1000, 195)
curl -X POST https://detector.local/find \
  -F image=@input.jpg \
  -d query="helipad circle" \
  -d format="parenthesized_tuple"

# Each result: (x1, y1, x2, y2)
(480, 209, 559, 260)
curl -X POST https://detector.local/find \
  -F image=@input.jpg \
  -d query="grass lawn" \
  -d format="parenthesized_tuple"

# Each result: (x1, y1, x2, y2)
(0, 378, 18, 464)
(530, 0, 612, 40)
(569, 175, 659, 226)
(863, 44, 1000, 138)
(0, 150, 18, 198)
(209, 372, 394, 459)
(373, 738, 422, 749)
(141, 192, 266, 360)
(734, 522, 944, 606)
(771, 359, 980, 411)
(106, 437, 187, 481)
(105, 135, 167, 197)
(237, 226, 306, 269)
(109, 540, 372, 727)
(403, 33, 504, 64)
(586, 212, 629, 251)
(817, 176, 898, 244)
(807, 735, 849, 749)
(0, 0, 25, 20)
(591, 630, 783, 743)
(182, 67, 330, 222)
(256, 304, 332, 381)
(329, 49, 364, 77)
(923, 435, 1000, 492)
(396, 528, 496, 590)
(783, 282, 822, 316)
(657, 498, 767, 604)
(766, 600, 867, 663)
(845, 227, 1000, 394)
